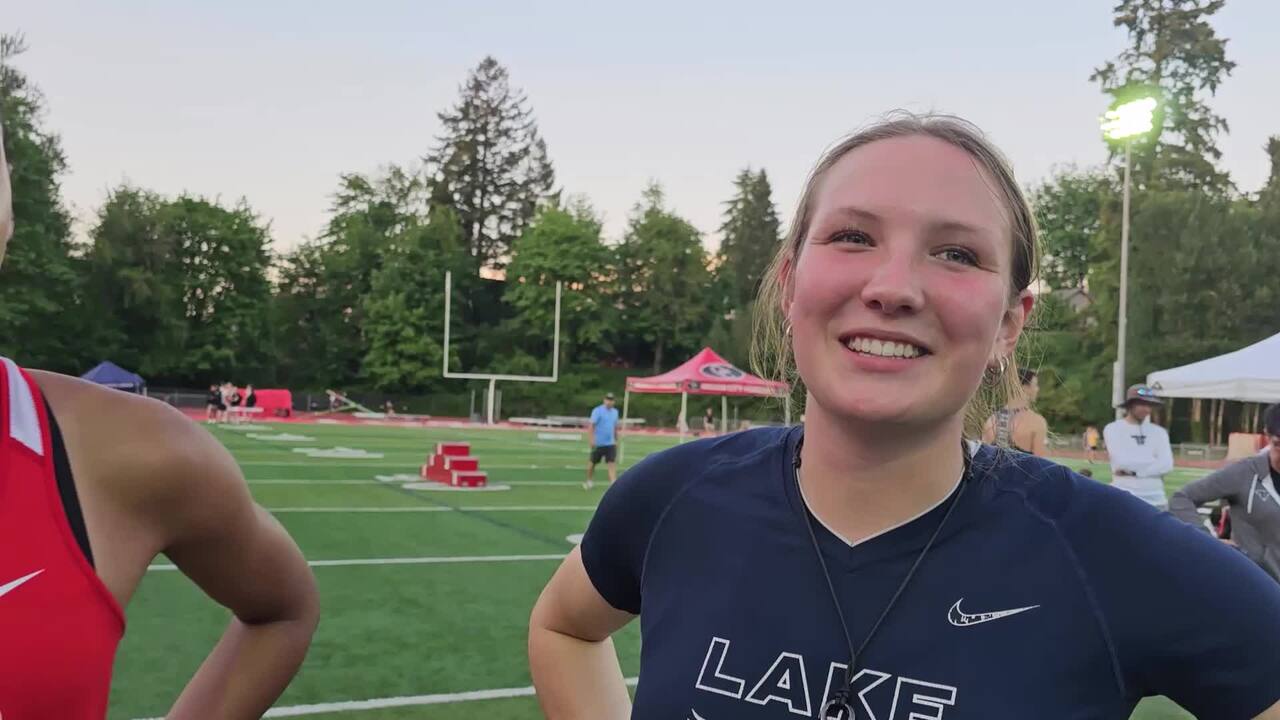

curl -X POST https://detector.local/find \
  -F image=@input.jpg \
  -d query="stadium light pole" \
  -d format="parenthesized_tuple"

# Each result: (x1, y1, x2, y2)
(1100, 95, 1158, 418)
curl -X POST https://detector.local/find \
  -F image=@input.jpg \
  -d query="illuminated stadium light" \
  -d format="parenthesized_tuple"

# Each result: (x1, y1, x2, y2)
(1100, 96, 1157, 141)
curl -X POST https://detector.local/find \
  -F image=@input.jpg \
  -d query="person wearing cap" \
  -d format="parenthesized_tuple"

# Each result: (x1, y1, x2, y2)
(585, 392, 620, 489)
(1170, 404, 1280, 582)
(1104, 384, 1175, 509)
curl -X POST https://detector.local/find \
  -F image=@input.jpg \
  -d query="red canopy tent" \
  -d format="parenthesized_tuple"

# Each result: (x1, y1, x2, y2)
(622, 348, 790, 454)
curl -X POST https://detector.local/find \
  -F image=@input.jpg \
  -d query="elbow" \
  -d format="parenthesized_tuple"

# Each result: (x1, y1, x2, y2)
(244, 568, 321, 634)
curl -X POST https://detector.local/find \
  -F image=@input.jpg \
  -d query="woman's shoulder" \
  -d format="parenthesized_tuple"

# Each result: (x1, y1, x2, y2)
(975, 446, 1152, 527)
(978, 443, 1269, 580)
(621, 426, 794, 494)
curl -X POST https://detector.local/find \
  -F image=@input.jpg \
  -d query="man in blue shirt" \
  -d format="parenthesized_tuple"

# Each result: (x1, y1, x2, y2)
(585, 392, 620, 490)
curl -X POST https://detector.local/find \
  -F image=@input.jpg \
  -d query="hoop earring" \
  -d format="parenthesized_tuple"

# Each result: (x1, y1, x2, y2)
(999, 356, 1008, 375)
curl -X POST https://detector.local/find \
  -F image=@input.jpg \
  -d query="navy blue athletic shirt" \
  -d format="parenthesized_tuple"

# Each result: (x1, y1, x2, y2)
(581, 426, 1280, 719)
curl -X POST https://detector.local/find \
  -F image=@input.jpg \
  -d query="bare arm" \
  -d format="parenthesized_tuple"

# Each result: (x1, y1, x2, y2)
(155, 418, 319, 718)
(529, 547, 634, 719)
(1029, 414, 1048, 457)
(980, 416, 995, 444)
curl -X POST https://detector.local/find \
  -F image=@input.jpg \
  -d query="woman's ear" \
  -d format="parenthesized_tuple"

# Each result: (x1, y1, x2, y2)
(994, 289, 1034, 361)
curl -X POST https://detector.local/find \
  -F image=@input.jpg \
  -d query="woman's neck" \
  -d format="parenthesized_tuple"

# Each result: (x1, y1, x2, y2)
(798, 399, 967, 545)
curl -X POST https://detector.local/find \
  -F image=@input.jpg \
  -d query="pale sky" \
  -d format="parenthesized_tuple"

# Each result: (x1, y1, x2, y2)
(6, 1, 1277, 254)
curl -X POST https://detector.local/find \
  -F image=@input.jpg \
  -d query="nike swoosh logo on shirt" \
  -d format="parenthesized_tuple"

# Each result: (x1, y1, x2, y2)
(0, 570, 44, 599)
(948, 598, 1039, 627)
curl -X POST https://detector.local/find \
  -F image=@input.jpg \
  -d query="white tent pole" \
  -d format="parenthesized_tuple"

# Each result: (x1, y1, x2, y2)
(621, 388, 630, 466)
(679, 391, 688, 442)
(721, 395, 727, 434)
(785, 393, 792, 425)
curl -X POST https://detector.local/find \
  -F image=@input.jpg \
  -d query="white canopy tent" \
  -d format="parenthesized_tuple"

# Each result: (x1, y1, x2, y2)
(1146, 331, 1280, 403)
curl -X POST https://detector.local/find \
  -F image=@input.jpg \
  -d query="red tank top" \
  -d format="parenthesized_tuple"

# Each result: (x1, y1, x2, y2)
(0, 358, 125, 718)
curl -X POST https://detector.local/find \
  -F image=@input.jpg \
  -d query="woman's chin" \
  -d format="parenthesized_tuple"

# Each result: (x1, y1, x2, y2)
(807, 385, 963, 430)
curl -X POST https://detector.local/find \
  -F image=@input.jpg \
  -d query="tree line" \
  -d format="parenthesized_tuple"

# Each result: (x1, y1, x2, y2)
(1, 1, 1277, 439)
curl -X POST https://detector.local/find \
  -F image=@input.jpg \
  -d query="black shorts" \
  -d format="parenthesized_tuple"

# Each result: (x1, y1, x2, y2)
(590, 445, 617, 464)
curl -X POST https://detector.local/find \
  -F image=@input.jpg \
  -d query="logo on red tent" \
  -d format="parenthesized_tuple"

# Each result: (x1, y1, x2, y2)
(700, 363, 745, 379)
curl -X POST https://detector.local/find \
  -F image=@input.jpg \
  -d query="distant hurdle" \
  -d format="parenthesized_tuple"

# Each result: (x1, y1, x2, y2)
(420, 441, 488, 488)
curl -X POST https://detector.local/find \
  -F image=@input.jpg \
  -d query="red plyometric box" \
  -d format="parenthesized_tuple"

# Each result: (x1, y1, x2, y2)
(422, 441, 486, 487)
(452, 471, 487, 487)
(437, 442, 470, 457)
(445, 457, 478, 472)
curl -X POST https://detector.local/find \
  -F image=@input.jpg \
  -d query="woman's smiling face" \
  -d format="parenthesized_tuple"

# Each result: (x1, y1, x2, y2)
(785, 134, 1032, 430)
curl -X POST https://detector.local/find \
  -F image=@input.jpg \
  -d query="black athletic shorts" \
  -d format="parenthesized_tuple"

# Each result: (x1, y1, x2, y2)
(590, 445, 617, 464)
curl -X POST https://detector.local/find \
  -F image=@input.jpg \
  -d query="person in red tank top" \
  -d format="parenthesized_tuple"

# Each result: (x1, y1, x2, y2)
(0, 121, 319, 717)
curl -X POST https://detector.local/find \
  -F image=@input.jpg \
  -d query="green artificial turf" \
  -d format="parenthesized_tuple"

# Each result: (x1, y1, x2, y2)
(107, 423, 1193, 719)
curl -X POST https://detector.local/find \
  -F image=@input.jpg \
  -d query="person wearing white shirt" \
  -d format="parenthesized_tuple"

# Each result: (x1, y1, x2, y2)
(1104, 384, 1175, 509)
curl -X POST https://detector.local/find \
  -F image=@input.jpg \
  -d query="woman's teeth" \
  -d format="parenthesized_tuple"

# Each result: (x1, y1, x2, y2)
(845, 336, 924, 359)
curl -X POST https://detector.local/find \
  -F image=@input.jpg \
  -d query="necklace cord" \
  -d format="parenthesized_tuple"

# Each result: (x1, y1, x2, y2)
(795, 438, 973, 715)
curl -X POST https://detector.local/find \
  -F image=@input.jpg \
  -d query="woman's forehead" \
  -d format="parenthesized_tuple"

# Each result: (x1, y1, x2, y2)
(811, 136, 1010, 235)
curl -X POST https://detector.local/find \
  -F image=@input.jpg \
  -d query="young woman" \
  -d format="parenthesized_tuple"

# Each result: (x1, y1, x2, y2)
(981, 368, 1048, 455)
(528, 113, 1280, 719)
(0, 123, 319, 717)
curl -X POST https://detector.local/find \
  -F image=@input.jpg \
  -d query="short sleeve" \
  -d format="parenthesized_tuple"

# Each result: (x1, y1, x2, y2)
(1065, 483, 1280, 718)
(589, 407, 601, 423)
(579, 442, 706, 615)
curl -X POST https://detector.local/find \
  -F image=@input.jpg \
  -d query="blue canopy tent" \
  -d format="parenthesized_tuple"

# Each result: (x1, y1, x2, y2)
(81, 361, 146, 393)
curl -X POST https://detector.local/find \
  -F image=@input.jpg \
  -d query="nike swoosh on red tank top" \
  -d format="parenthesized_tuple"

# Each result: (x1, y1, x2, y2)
(0, 357, 124, 718)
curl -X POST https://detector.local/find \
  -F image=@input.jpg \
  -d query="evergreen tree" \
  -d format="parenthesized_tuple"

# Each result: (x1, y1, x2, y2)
(1091, 0, 1237, 192)
(717, 168, 781, 308)
(426, 57, 555, 270)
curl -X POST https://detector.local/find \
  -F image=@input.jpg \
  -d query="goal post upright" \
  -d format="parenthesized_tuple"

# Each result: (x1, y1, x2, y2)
(442, 270, 563, 424)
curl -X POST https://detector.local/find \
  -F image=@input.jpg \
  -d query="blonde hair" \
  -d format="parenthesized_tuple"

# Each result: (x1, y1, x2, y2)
(752, 112, 1040, 435)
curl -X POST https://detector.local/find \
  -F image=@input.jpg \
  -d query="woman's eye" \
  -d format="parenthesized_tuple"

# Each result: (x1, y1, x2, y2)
(937, 247, 979, 266)
(830, 229, 873, 246)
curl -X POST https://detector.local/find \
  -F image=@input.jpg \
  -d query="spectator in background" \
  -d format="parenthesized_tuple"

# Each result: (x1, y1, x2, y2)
(584, 392, 619, 490)
(244, 384, 257, 410)
(226, 383, 243, 424)
(981, 368, 1048, 456)
(206, 383, 224, 423)
(1171, 404, 1280, 582)
(1084, 424, 1101, 464)
(1104, 384, 1174, 509)
(702, 406, 715, 436)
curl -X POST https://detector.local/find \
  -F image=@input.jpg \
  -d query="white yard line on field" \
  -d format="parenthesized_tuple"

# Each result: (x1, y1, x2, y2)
(147, 553, 567, 572)
(238, 461, 418, 467)
(134, 678, 637, 719)
(248, 479, 379, 485)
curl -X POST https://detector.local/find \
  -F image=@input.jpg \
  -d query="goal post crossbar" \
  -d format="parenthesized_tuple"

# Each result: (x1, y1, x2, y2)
(441, 271, 562, 422)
